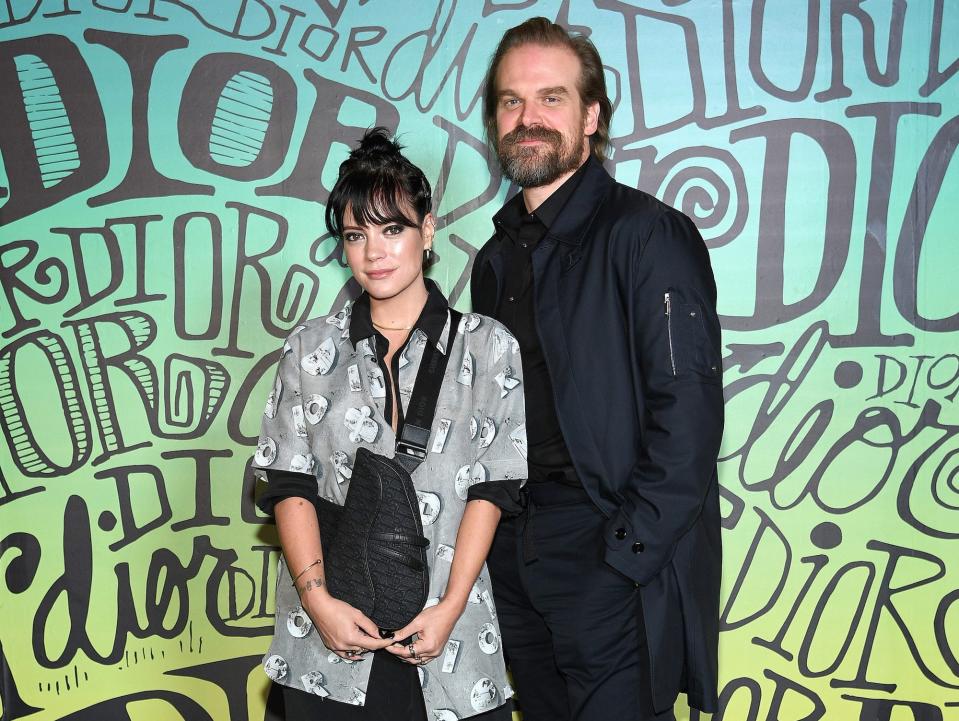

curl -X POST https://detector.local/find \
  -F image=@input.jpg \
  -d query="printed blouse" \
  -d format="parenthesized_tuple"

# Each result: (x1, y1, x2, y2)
(251, 282, 527, 719)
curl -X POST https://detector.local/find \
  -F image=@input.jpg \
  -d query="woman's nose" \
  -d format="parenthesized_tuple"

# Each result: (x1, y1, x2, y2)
(365, 234, 386, 259)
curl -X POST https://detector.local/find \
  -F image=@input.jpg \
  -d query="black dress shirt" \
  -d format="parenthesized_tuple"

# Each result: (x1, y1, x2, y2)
(492, 162, 588, 485)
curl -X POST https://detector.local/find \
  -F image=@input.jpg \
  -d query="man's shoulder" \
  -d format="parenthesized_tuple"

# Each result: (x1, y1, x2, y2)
(590, 177, 704, 266)
(605, 177, 683, 226)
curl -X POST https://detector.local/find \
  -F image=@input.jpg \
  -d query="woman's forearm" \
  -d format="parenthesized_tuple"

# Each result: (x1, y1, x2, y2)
(442, 499, 502, 611)
(274, 496, 327, 596)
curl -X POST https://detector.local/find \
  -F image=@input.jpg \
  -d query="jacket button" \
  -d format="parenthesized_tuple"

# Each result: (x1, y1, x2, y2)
(614, 528, 627, 540)
(632, 541, 645, 553)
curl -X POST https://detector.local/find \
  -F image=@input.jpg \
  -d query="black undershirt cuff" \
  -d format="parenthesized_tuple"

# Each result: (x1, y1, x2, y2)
(467, 478, 525, 517)
(257, 469, 317, 515)
(260, 470, 525, 517)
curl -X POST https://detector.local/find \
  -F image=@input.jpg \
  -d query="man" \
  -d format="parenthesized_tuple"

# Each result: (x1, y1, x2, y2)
(470, 18, 724, 721)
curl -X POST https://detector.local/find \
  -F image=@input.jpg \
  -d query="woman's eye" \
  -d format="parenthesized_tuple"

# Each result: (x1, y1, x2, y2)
(344, 232, 364, 243)
(384, 224, 405, 235)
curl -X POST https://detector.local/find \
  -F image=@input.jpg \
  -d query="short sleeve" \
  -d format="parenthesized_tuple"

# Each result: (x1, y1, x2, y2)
(471, 322, 528, 484)
(256, 469, 317, 515)
(251, 331, 316, 477)
(466, 479, 524, 516)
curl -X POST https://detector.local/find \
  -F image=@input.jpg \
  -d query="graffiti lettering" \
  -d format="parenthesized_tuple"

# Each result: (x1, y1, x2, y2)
(28, 493, 271, 668)
(1, 3, 956, 720)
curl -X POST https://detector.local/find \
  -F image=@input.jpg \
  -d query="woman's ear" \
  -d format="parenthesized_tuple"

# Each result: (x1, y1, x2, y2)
(423, 213, 436, 250)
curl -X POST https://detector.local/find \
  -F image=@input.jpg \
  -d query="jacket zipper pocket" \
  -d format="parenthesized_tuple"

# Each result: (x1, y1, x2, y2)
(664, 291, 677, 376)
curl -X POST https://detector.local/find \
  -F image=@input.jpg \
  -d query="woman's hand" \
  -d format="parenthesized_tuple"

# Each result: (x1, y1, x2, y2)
(301, 587, 392, 661)
(385, 598, 464, 665)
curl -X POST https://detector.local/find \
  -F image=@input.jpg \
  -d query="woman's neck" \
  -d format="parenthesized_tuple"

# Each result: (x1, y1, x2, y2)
(369, 282, 429, 330)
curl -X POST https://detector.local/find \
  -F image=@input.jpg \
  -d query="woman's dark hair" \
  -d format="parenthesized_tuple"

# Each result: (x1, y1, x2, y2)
(482, 17, 613, 161)
(325, 127, 432, 239)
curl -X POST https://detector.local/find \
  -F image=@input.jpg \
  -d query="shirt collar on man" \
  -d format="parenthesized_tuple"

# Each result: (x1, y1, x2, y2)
(348, 278, 450, 353)
(494, 159, 590, 236)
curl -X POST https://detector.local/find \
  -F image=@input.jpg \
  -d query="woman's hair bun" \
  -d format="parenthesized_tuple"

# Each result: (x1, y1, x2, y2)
(350, 127, 404, 167)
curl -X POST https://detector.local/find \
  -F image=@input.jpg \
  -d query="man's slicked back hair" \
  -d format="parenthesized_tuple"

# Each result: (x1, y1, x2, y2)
(482, 17, 613, 162)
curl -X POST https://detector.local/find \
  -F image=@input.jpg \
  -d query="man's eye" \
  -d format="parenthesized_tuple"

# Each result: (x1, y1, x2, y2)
(503, 98, 520, 108)
(544, 96, 559, 104)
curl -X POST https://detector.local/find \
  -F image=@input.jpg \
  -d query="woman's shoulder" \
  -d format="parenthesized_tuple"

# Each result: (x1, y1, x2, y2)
(455, 312, 516, 342)
(454, 312, 520, 372)
(282, 300, 356, 345)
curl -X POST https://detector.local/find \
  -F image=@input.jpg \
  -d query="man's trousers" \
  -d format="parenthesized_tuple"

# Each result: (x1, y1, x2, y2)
(487, 482, 675, 721)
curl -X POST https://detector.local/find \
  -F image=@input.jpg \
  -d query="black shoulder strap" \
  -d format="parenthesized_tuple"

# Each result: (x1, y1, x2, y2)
(394, 309, 463, 474)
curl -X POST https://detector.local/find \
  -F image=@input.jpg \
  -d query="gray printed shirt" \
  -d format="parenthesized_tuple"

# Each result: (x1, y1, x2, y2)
(252, 291, 527, 718)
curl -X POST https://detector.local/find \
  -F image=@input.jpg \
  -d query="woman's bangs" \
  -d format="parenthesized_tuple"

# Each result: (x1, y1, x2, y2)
(347, 179, 418, 229)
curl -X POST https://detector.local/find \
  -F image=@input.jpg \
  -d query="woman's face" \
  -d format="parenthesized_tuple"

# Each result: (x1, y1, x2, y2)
(342, 205, 434, 306)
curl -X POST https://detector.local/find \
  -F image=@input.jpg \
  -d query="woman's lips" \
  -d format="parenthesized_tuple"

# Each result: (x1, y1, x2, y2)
(366, 269, 395, 280)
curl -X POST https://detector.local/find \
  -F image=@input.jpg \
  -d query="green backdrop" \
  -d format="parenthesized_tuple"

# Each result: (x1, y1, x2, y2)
(1, 1, 957, 720)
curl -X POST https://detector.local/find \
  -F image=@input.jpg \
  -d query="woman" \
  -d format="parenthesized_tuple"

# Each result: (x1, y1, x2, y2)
(253, 128, 527, 720)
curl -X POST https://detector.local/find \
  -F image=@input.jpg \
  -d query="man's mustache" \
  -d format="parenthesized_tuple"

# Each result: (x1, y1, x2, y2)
(501, 125, 562, 147)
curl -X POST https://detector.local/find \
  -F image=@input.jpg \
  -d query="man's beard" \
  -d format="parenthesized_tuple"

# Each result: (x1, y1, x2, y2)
(496, 124, 586, 188)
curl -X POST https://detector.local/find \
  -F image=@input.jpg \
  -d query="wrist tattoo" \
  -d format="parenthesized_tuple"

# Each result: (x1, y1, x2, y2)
(298, 576, 325, 596)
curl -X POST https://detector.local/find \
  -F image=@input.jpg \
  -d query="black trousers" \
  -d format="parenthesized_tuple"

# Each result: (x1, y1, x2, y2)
(279, 648, 513, 721)
(488, 483, 675, 721)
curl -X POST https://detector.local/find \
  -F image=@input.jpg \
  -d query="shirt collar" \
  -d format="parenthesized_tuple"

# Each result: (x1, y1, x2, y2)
(348, 278, 450, 353)
(531, 159, 589, 228)
(493, 158, 590, 235)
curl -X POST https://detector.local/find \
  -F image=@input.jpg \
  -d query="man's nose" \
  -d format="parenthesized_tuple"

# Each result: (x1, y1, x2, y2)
(519, 100, 541, 127)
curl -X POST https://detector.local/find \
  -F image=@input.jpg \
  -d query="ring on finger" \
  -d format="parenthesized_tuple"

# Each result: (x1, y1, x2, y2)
(408, 642, 417, 660)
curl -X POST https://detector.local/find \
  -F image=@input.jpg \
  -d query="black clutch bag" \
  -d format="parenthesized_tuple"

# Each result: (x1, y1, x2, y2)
(314, 309, 461, 634)
(316, 448, 429, 633)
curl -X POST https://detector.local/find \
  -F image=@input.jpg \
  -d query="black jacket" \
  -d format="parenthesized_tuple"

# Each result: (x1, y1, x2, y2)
(471, 157, 724, 713)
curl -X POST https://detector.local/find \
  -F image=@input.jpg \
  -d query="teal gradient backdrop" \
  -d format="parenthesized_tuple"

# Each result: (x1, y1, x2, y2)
(0, 2, 957, 720)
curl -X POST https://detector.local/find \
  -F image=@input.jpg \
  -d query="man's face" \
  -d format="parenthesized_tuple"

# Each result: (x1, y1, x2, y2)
(494, 43, 599, 188)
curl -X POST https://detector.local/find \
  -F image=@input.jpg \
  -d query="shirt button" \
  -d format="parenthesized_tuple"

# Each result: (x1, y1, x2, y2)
(521, 243, 528, 248)
(614, 528, 627, 540)
(508, 296, 515, 302)
(632, 541, 645, 554)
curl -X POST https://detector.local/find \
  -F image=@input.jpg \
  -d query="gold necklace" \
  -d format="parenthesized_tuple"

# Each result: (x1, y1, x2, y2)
(371, 319, 414, 332)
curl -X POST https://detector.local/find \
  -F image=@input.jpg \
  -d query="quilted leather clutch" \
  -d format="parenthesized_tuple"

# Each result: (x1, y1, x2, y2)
(316, 446, 430, 633)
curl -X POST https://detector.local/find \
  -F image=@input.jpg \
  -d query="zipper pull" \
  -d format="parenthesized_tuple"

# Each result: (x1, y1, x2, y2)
(664, 292, 672, 316)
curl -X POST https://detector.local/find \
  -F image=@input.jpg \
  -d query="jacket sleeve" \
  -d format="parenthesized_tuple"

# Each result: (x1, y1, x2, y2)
(603, 209, 724, 585)
(469, 239, 495, 316)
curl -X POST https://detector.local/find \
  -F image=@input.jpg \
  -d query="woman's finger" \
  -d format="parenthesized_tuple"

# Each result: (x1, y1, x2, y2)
(388, 617, 421, 642)
(351, 612, 382, 640)
(386, 638, 422, 664)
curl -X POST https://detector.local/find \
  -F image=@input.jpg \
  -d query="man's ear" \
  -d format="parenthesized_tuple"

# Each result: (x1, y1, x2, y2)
(584, 101, 600, 136)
